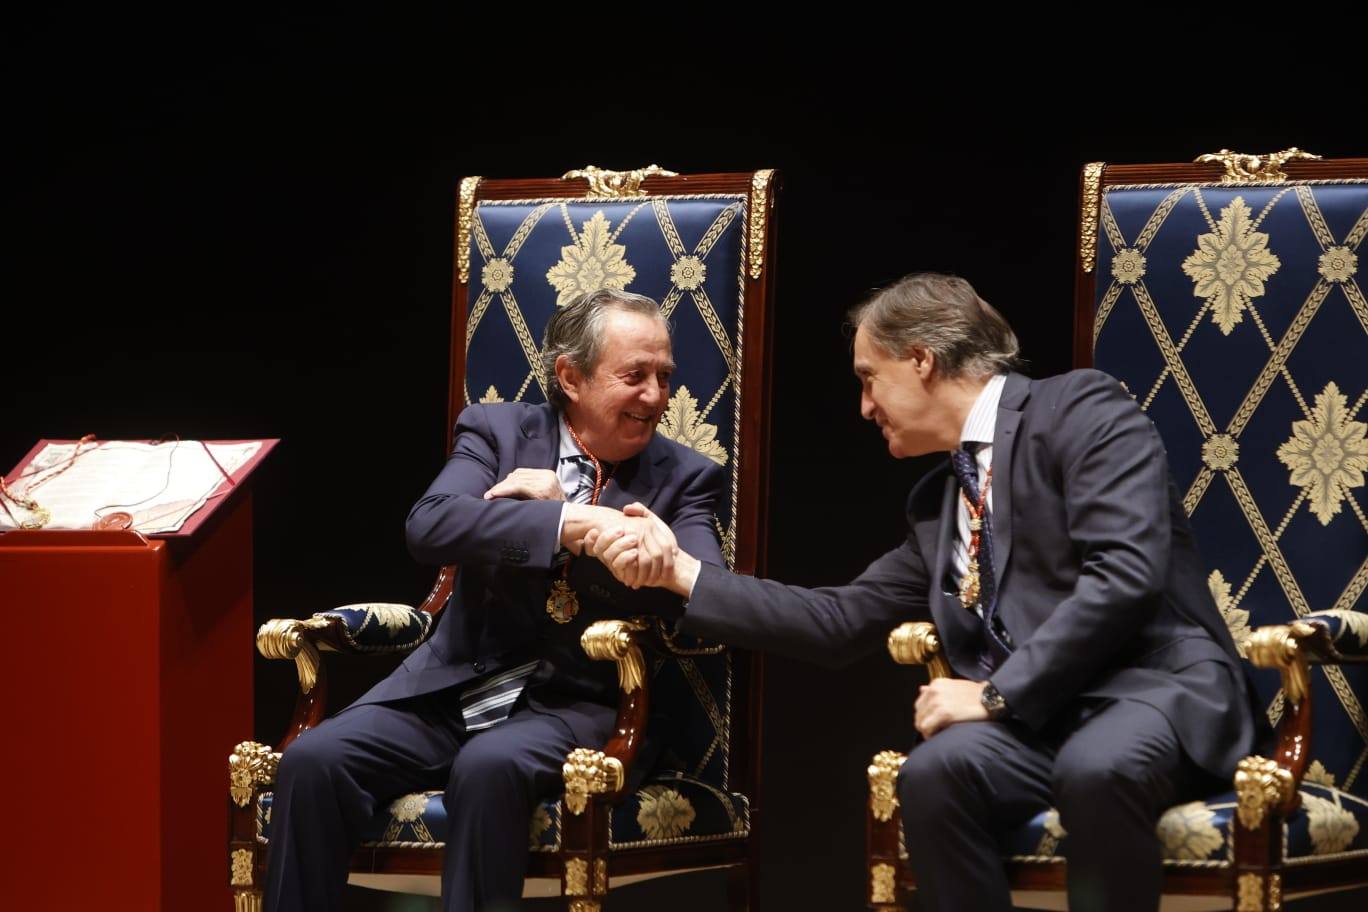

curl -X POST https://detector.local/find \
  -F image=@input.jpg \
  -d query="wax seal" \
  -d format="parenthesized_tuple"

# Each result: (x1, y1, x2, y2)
(95, 511, 134, 530)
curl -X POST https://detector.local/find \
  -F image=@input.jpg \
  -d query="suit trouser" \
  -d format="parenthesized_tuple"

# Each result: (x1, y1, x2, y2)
(265, 689, 582, 912)
(897, 697, 1218, 912)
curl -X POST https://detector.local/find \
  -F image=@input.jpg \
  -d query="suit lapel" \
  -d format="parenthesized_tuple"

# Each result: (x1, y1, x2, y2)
(991, 373, 1029, 583)
(516, 405, 560, 474)
(598, 437, 666, 512)
(926, 471, 982, 673)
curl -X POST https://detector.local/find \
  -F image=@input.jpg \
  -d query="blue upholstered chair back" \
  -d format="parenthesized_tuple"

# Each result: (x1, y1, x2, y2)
(463, 194, 749, 788)
(1090, 177, 1368, 800)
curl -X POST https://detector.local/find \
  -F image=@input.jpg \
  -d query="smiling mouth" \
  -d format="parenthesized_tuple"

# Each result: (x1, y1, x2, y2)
(626, 412, 654, 424)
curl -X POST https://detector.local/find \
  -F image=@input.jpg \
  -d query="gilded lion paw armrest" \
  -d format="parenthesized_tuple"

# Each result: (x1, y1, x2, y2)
(257, 603, 433, 693)
(887, 621, 952, 680)
(865, 621, 953, 907)
(568, 618, 653, 808)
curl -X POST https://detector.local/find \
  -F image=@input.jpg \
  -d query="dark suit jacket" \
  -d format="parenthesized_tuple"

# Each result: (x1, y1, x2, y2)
(355, 401, 726, 746)
(683, 370, 1260, 777)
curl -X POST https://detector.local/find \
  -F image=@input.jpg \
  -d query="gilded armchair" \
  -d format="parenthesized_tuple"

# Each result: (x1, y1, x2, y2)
(228, 166, 779, 910)
(866, 151, 1368, 911)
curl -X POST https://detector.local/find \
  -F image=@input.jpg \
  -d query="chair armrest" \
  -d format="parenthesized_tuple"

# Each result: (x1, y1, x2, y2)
(1297, 612, 1368, 662)
(887, 621, 953, 680)
(257, 604, 432, 691)
(1231, 620, 1328, 842)
(562, 618, 652, 813)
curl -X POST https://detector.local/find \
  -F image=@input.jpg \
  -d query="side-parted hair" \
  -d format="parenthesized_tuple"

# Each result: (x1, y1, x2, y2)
(541, 288, 668, 409)
(848, 272, 1021, 378)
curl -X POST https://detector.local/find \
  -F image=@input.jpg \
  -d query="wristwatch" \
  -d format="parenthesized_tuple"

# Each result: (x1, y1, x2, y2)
(980, 681, 1009, 720)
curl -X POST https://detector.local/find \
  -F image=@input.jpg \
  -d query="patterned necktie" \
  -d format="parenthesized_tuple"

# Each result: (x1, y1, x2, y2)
(950, 447, 1013, 673)
(561, 454, 597, 504)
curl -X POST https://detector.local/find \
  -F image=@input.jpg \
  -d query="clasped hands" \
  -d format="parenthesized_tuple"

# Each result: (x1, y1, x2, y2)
(486, 469, 985, 736)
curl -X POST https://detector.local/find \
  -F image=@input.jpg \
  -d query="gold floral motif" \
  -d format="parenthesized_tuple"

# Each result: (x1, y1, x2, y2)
(1235, 756, 1295, 830)
(1156, 801, 1225, 861)
(230, 848, 254, 887)
(229, 742, 279, 808)
(456, 176, 481, 285)
(594, 858, 606, 895)
(382, 792, 435, 842)
(1182, 196, 1281, 335)
(546, 211, 637, 305)
(482, 257, 514, 292)
(1209, 570, 1251, 658)
(748, 169, 774, 280)
(562, 164, 677, 198)
(670, 255, 707, 290)
(1302, 791, 1360, 854)
(479, 385, 505, 404)
(352, 603, 415, 636)
(529, 804, 553, 847)
(1203, 434, 1240, 471)
(1276, 382, 1368, 525)
(1237, 872, 1264, 911)
(564, 858, 588, 896)
(389, 793, 427, 823)
(870, 863, 897, 904)
(868, 750, 906, 823)
(1036, 809, 1067, 855)
(1270, 873, 1282, 911)
(656, 386, 728, 465)
(1319, 246, 1359, 283)
(1080, 162, 1104, 273)
(568, 901, 601, 912)
(1305, 760, 1336, 787)
(1196, 148, 1320, 184)
(234, 890, 263, 912)
(637, 785, 696, 839)
(1112, 248, 1147, 285)
(1308, 610, 1368, 647)
(581, 619, 647, 693)
(562, 748, 624, 815)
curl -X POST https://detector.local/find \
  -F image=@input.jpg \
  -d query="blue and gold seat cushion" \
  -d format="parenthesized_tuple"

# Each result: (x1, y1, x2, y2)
(316, 603, 433, 652)
(255, 771, 748, 851)
(984, 781, 1367, 866)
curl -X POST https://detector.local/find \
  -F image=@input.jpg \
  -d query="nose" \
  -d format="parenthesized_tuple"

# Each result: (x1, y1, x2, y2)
(860, 388, 877, 421)
(642, 376, 667, 409)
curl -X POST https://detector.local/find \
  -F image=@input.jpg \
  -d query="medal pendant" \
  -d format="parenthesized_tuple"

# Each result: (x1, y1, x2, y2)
(547, 579, 579, 624)
(959, 568, 981, 610)
(968, 516, 982, 532)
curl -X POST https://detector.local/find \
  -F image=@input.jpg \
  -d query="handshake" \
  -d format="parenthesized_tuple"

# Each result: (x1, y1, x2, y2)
(484, 468, 701, 596)
(580, 502, 699, 597)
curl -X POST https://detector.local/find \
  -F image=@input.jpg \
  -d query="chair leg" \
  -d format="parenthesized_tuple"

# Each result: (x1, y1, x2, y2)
(867, 750, 908, 911)
(725, 863, 751, 912)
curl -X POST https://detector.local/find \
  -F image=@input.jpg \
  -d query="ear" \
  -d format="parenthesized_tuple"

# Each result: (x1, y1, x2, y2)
(555, 354, 584, 403)
(909, 346, 936, 381)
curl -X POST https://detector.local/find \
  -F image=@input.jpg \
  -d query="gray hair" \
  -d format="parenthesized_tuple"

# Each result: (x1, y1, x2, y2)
(848, 272, 1021, 379)
(541, 288, 668, 409)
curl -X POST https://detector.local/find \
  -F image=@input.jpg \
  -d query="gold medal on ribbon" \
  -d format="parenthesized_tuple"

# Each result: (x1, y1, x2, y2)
(547, 578, 579, 624)
(959, 567, 981, 610)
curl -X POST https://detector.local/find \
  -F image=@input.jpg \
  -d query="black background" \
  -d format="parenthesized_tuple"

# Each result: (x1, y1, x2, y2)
(7, 10, 1366, 910)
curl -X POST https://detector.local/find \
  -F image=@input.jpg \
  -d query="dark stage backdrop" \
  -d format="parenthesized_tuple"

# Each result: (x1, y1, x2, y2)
(7, 11, 1366, 911)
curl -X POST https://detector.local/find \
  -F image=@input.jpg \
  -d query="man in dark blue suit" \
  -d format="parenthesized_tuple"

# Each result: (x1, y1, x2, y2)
(266, 289, 725, 912)
(588, 274, 1260, 912)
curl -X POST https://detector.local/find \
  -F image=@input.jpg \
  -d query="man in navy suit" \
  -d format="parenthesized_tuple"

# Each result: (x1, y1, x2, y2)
(588, 274, 1259, 912)
(267, 289, 725, 912)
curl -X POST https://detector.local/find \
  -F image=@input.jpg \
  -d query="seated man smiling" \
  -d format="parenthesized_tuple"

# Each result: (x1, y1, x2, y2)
(266, 288, 726, 912)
